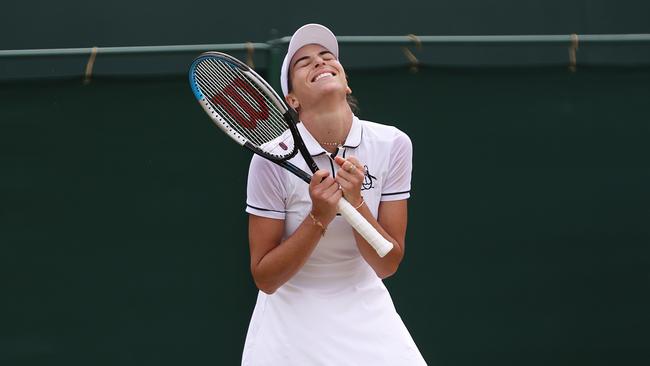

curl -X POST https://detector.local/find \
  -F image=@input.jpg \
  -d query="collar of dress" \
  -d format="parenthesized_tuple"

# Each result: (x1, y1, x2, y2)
(297, 115, 362, 157)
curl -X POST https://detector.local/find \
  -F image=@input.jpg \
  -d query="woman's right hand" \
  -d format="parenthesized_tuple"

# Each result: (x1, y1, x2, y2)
(309, 170, 342, 226)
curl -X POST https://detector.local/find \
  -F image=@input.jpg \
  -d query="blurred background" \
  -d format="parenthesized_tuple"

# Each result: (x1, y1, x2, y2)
(1, 1, 649, 365)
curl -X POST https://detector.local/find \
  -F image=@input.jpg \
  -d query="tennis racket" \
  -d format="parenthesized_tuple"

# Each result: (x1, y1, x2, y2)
(188, 51, 393, 257)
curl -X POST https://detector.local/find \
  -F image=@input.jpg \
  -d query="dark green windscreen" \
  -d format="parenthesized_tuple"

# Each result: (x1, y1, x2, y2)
(1, 67, 649, 365)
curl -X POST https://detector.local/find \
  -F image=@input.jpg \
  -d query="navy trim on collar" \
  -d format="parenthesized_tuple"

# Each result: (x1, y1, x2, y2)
(342, 116, 362, 149)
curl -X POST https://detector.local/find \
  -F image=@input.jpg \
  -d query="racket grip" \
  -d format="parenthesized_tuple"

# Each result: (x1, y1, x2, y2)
(337, 199, 394, 257)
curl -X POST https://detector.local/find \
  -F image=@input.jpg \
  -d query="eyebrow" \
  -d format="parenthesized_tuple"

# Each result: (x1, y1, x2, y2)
(292, 50, 334, 69)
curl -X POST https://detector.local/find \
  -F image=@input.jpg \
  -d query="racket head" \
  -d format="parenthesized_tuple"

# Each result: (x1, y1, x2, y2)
(189, 51, 299, 162)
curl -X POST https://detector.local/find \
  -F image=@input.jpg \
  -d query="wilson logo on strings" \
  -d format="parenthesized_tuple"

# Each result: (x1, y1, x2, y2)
(211, 78, 269, 129)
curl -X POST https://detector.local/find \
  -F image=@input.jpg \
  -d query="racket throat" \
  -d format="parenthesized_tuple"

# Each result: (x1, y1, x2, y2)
(284, 109, 319, 175)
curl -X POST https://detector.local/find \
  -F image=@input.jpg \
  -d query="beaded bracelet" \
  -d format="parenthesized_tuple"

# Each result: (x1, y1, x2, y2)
(308, 212, 327, 236)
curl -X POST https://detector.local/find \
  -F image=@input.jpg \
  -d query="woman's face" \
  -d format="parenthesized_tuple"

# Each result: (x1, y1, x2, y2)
(287, 44, 350, 109)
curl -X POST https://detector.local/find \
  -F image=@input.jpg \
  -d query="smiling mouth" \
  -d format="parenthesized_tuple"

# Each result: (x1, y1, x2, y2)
(312, 72, 335, 82)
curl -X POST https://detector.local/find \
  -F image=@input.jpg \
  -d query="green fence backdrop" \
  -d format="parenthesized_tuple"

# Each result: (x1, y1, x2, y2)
(2, 64, 649, 365)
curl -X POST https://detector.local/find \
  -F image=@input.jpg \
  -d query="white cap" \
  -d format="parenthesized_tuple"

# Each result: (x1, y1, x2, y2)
(280, 23, 339, 96)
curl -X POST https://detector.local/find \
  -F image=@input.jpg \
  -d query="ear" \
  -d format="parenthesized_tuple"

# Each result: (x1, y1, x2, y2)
(285, 94, 300, 109)
(346, 86, 352, 95)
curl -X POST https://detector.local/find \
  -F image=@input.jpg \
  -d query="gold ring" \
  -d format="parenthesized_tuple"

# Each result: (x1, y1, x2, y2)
(346, 164, 355, 172)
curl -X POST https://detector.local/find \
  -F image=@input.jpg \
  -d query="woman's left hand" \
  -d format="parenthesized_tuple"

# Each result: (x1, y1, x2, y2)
(333, 156, 365, 207)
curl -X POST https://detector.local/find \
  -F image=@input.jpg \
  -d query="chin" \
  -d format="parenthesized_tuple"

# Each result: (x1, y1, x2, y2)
(317, 83, 347, 96)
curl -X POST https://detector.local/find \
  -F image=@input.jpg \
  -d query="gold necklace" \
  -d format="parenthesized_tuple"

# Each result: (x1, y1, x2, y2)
(319, 141, 342, 147)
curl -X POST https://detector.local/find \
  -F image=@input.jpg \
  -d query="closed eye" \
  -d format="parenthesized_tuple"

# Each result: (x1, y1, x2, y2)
(320, 51, 335, 60)
(293, 51, 336, 69)
(293, 56, 311, 69)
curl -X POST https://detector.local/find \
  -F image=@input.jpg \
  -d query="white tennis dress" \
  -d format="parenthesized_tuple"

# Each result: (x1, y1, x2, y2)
(242, 117, 426, 365)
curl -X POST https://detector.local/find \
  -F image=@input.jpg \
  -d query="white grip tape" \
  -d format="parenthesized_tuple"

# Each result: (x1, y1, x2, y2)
(337, 199, 394, 257)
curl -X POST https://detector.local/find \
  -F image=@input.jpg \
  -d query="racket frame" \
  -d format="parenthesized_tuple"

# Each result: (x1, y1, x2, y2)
(189, 51, 314, 182)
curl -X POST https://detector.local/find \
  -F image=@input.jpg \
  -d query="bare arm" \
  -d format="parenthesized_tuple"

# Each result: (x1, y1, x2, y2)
(248, 215, 322, 294)
(334, 156, 407, 278)
(249, 170, 342, 294)
(355, 199, 406, 278)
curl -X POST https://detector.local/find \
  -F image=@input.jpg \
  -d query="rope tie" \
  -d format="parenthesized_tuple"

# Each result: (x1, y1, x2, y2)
(83, 46, 98, 85)
(246, 42, 255, 69)
(402, 34, 422, 73)
(569, 34, 579, 72)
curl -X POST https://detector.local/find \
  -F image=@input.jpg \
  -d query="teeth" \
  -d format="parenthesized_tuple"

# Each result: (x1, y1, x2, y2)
(314, 72, 333, 82)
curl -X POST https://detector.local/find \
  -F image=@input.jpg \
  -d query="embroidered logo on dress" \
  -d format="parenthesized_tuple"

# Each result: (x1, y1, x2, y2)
(361, 165, 377, 191)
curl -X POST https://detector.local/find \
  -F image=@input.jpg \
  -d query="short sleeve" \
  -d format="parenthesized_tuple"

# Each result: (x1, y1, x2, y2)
(245, 155, 287, 219)
(381, 129, 413, 201)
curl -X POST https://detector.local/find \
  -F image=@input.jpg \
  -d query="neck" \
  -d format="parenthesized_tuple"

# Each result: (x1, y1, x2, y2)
(299, 97, 353, 153)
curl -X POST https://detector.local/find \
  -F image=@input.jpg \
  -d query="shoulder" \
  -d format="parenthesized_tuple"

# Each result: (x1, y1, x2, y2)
(248, 154, 286, 183)
(358, 118, 412, 147)
(249, 154, 278, 170)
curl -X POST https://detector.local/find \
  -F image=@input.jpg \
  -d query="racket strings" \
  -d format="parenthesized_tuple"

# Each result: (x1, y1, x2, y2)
(195, 60, 294, 154)
(196, 69, 288, 150)
(199, 63, 286, 146)
(196, 70, 277, 146)
(195, 67, 275, 144)
(210, 61, 294, 146)
(201, 62, 279, 130)
(196, 67, 279, 146)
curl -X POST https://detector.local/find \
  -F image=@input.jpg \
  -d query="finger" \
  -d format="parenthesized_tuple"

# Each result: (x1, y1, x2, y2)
(333, 156, 346, 167)
(310, 170, 330, 189)
(337, 166, 363, 183)
(330, 188, 343, 203)
(324, 185, 343, 204)
(345, 162, 356, 173)
(339, 161, 356, 174)
(322, 180, 342, 198)
(333, 156, 358, 173)
(336, 173, 362, 202)
(335, 175, 353, 192)
(318, 174, 337, 189)
(346, 156, 364, 170)
(314, 176, 339, 199)
(336, 175, 359, 194)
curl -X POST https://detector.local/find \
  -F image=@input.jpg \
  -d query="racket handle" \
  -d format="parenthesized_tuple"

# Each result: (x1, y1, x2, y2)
(337, 199, 394, 258)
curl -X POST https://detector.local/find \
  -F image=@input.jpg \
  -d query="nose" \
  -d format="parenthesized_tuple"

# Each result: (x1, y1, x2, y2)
(313, 54, 326, 67)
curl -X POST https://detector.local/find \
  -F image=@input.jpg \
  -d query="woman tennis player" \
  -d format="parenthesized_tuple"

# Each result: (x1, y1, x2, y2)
(242, 23, 426, 365)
